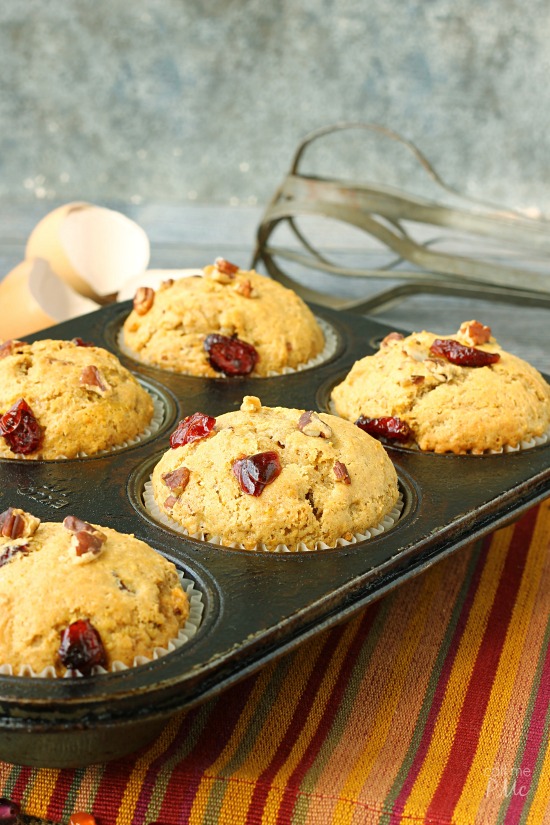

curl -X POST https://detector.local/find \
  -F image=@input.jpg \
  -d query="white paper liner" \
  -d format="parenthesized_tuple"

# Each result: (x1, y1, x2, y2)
(8, 385, 165, 461)
(143, 478, 404, 553)
(117, 316, 338, 378)
(327, 400, 550, 455)
(0, 573, 204, 679)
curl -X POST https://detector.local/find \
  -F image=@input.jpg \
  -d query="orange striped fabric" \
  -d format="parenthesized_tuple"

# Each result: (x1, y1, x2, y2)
(2, 498, 550, 825)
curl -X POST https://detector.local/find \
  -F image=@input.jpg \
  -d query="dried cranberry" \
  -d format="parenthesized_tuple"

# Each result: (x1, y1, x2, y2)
(0, 399, 43, 454)
(170, 412, 216, 449)
(0, 544, 29, 568)
(232, 451, 282, 496)
(58, 619, 107, 675)
(72, 337, 94, 347)
(355, 415, 412, 442)
(0, 798, 20, 825)
(429, 338, 500, 367)
(204, 334, 259, 376)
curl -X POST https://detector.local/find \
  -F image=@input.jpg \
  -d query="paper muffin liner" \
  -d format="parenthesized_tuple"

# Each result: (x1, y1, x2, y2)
(8, 385, 165, 461)
(0, 573, 204, 679)
(327, 400, 550, 455)
(117, 316, 339, 378)
(143, 478, 404, 553)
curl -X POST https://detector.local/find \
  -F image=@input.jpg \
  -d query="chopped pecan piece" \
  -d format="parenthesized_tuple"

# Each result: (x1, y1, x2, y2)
(381, 331, 404, 347)
(333, 461, 351, 484)
(411, 374, 425, 385)
(71, 530, 105, 563)
(233, 278, 254, 297)
(240, 395, 262, 413)
(79, 365, 110, 394)
(159, 278, 174, 291)
(133, 286, 155, 315)
(458, 320, 492, 345)
(0, 339, 24, 359)
(298, 411, 333, 439)
(164, 495, 178, 510)
(215, 257, 239, 276)
(71, 337, 94, 347)
(0, 507, 40, 539)
(161, 466, 190, 495)
(63, 515, 106, 556)
(63, 515, 97, 534)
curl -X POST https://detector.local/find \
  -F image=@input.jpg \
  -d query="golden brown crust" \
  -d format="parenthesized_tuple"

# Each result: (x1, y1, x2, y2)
(122, 263, 325, 377)
(331, 322, 550, 454)
(151, 396, 399, 550)
(0, 520, 189, 675)
(0, 339, 154, 459)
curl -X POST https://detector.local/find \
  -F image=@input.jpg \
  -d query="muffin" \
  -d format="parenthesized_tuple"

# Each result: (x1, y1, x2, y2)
(0, 507, 190, 676)
(122, 258, 326, 377)
(0, 338, 155, 459)
(149, 396, 400, 551)
(331, 320, 550, 454)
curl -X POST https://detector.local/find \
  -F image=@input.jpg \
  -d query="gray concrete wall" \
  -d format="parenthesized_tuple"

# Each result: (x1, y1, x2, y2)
(1, 1, 549, 213)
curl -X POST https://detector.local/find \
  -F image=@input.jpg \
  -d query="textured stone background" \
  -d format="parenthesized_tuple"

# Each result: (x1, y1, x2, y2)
(1, 0, 550, 213)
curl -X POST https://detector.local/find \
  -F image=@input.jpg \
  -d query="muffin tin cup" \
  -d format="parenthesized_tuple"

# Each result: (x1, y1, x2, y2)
(325, 397, 550, 455)
(142, 479, 404, 552)
(117, 316, 341, 377)
(0, 299, 548, 769)
(0, 575, 204, 679)
(2, 379, 172, 462)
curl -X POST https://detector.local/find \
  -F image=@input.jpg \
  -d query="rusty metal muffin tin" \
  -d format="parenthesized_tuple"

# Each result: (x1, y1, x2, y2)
(0, 301, 549, 769)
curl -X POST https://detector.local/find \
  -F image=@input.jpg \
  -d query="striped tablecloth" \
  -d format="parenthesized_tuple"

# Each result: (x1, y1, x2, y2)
(2, 498, 549, 825)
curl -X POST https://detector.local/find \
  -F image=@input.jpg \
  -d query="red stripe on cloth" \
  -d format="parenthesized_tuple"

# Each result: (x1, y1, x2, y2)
(155, 674, 258, 824)
(504, 630, 550, 823)
(46, 771, 77, 822)
(131, 711, 210, 825)
(426, 506, 538, 821)
(91, 756, 143, 825)
(274, 604, 380, 824)
(10, 766, 33, 806)
(390, 537, 489, 817)
(243, 619, 356, 825)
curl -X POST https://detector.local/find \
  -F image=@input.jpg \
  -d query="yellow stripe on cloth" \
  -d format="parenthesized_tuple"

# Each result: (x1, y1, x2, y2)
(22, 769, 59, 819)
(528, 735, 550, 825)
(400, 525, 510, 820)
(188, 662, 281, 824)
(303, 577, 427, 824)
(259, 609, 373, 821)
(331, 566, 444, 825)
(354, 548, 473, 812)
(115, 713, 186, 825)
(190, 637, 326, 825)
(454, 504, 550, 821)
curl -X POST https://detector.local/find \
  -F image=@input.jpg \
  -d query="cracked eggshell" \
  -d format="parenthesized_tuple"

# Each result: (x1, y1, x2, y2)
(0, 259, 99, 339)
(25, 203, 150, 304)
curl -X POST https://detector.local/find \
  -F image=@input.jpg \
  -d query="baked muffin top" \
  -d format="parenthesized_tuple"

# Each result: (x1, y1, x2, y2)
(122, 259, 325, 377)
(151, 396, 399, 550)
(0, 508, 189, 676)
(331, 320, 550, 454)
(0, 338, 154, 459)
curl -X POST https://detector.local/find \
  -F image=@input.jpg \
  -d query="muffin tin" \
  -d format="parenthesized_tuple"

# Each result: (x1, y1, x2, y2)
(0, 301, 549, 768)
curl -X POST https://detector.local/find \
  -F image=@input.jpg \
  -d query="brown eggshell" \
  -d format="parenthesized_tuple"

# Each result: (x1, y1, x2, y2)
(0, 259, 99, 340)
(25, 203, 150, 303)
